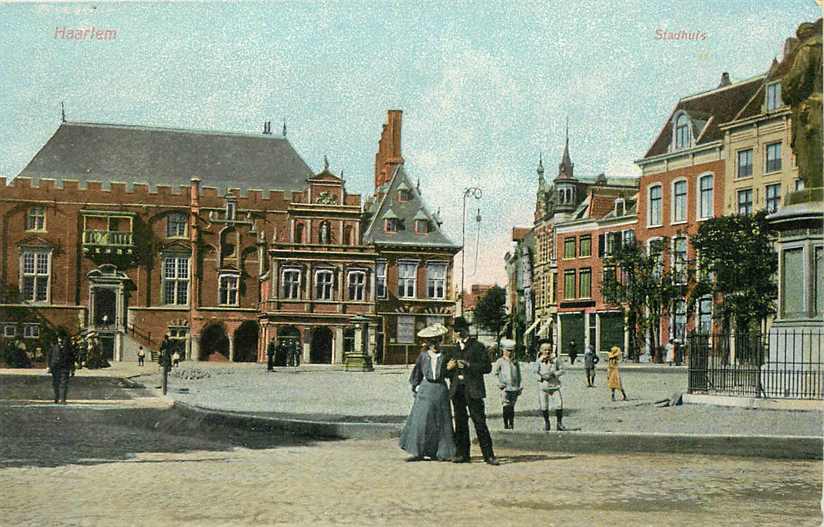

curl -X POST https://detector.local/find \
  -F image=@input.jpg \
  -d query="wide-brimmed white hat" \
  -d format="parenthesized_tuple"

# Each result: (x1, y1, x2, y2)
(417, 323, 449, 338)
(499, 338, 516, 351)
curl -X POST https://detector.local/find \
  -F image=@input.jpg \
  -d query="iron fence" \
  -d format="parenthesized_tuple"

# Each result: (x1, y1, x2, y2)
(687, 329, 824, 400)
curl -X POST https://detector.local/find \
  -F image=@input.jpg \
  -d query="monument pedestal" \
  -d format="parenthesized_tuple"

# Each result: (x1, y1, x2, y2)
(344, 315, 374, 372)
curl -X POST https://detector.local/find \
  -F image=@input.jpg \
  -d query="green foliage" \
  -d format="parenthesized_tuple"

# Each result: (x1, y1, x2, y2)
(601, 238, 681, 359)
(473, 286, 508, 343)
(690, 210, 778, 330)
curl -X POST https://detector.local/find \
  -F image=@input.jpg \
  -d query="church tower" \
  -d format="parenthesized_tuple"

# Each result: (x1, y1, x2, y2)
(553, 119, 578, 213)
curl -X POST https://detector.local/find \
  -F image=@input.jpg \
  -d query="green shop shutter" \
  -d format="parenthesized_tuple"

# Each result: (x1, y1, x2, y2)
(599, 312, 625, 353)
(560, 313, 585, 355)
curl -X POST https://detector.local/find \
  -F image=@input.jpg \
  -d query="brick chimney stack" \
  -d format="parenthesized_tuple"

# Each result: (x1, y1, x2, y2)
(374, 110, 404, 190)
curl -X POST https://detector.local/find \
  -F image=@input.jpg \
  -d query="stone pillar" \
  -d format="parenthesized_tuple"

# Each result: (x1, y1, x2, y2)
(303, 327, 311, 364)
(334, 326, 344, 364)
(584, 312, 591, 349)
(190, 333, 200, 361)
(228, 331, 235, 362)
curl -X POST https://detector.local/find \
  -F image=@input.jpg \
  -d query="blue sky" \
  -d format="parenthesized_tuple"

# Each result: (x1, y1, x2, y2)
(0, 1, 819, 286)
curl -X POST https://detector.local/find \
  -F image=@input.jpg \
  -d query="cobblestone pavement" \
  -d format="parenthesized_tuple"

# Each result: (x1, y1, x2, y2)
(0, 405, 820, 527)
(133, 364, 823, 436)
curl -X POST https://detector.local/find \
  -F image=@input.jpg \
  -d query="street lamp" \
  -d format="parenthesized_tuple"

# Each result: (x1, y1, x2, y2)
(460, 186, 482, 315)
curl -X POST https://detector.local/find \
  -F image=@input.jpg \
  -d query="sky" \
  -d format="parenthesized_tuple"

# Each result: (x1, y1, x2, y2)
(0, 1, 819, 289)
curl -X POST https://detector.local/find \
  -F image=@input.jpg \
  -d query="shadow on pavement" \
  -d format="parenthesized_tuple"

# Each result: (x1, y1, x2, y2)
(0, 374, 154, 401)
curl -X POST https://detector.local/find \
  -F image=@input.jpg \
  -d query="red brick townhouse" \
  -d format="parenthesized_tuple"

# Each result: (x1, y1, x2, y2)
(635, 73, 763, 348)
(554, 188, 638, 356)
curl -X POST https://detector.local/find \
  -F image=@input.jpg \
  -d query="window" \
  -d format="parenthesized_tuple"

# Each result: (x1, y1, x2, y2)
(795, 179, 805, 192)
(376, 261, 387, 299)
(397, 315, 415, 344)
(3, 324, 15, 338)
(648, 185, 662, 226)
(318, 221, 332, 244)
(398, 262, 417, 298)
(766, 82, 783, 111)
(579, 236, 591, 258)
(162, 256, 189, 305)
(564, 237, 576, 259)
(674, 114, 690, 149)
(614, 198, 626, 216)
(766, 184, 781, 213)
(21, 249, 50, 303)
(294, 223, 305, 243)
(385, 218, 399, 233)
(622, 229, 635, 247)
(551, 273, 557, 304)
(606, 232, 618, 256)
(347, 271, 366, 301)
(281, 269, 301, 299)
(226, 201, 237, 220)
(649, 239, 664, 279)
(737, 189, 753, 215)
(737, 149, 753, 178)
(427, 263, 447, 299)
(415, 219, 430, 234)
(166, 212, 187, 238)
(218, 275, 239, 306)
(698, 175, 713, 219)
(765, 143, 782, 173)
(672, 299, 687, 342)
(343, 225, 353, 245)
(563, 271, 576, 300)
(672, 180, 687, 223)
(578, 268, 592, 298)
(315, 270, 334, 300)
(672, 237, 688, 285)
(26, 207, 45, 231)
(23, 324, 40, 339)
(398, 189, 411, 202)
(602, 266, 616, 286)
(698, 296, 713, 334)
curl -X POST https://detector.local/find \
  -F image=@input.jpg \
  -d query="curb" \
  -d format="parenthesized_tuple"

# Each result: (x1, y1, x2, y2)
(683, 393, 824, 412)
(490, 431, 823, 460)
(171, 401, 402, 441)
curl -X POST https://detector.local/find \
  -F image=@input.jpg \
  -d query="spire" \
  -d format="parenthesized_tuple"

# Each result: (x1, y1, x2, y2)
(558, 117, 574, 180)
(323, 155, 329, 171)
(537, 152, 544, 176)
(61, 101, 66, 123)
(282, 120, 287, 137)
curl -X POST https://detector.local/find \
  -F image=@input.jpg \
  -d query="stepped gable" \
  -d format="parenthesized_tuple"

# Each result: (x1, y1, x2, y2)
(17, 121, 314, 193)
(363, 165, 458, 249)
(643, 75, 765, 158)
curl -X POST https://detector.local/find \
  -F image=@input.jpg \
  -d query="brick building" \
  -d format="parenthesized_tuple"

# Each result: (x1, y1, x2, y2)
(0, 111, 457, 365)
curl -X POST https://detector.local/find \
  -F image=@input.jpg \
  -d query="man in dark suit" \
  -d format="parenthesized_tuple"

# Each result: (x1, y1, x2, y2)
(47, 329, 75, 404)
(446, 316, 498, 465)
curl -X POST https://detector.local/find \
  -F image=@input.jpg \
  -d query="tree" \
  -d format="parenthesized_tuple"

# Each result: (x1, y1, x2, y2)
(601, 238, 681, 361)
(689, 210, 778, 333)
(473, 286, 508, 348)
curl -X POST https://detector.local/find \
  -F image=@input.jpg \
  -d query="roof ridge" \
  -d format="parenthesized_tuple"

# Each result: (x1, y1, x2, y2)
(62, 121, 288, 140)
(679, 73, 766, 102)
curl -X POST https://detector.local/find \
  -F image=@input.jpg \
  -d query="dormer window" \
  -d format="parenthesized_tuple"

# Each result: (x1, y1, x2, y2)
(398, 189, 411, 202)
(385, 218, 399, 233)
(674, 114, 690, 149)
(766, 82, 783, 111)
(415, 219, 430, 234)
(614, 198, 626, 216)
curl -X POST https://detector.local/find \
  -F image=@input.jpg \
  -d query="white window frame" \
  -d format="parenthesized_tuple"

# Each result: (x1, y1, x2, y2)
(20, 248, 51, 304)
(26, 206, 46, 231)
(671, 178, 688, 224)
(672, 236, 688, 285)
(375, 260, 387, 299)
(736, 149, 753, 179)
(23, 323, 40, 339)
(162, 255, 190, 306)
(281, 268, 302, 300)
(697, 173, 714, 220)
(737, 188, 753, 215)
(697, 295, 713, 334)
(426, 262, 447, 300)
(314, 269, 335, 301)
(415, 219, 429, 234)
(384, 218, 399, 233)
(347, 270, 366, 301)
(3, 324, 16, 338)
(765, 183, 781, 214)
(563, 270, 576, 300)
(398, 261, 418, 299)
(647, 184, 663, 227)
(672, 298, 687, 343)
(766, 82, 782, 111)
(218, 273, 239, 306)
(647, 237, 664, 279)
(765, 142, 782, 174)
(166, 212, 188, 238)
(673, 113, 691, 150)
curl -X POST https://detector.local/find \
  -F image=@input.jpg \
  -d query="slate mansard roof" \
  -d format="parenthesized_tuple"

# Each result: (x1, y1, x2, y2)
(17, 121, 315, 193)
(363, 165, 459, 250)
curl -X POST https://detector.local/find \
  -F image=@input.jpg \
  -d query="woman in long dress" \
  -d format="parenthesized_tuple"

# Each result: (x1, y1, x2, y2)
(399, 324, 456, 461)
(607, 345, 628, 401)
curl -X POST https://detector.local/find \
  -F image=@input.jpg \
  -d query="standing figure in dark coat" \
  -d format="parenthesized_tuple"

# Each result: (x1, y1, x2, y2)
(447, 316, 498, 465)
(47, 330, 75, 404)
(399, 323, 456, 462)
(567, 339, 578, 365)
(266, 338, 276, 372)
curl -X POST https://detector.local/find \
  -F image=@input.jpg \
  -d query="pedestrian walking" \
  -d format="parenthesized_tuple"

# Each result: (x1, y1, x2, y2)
(290, 340, 301, 367)
(665, 339, 676, 366)
(607, 346, 628, 401)
(399, 323, 456, 462)
(266, 338, 276, 371)
(492, 339, 523, 430)
(447, 316, 498, 465)
(583, 343, 599, 387)
(137, 346, 146, 366)
(567, 339, 578, 365)
(47, 329, 75, 404)
(532, 339, 567, 431)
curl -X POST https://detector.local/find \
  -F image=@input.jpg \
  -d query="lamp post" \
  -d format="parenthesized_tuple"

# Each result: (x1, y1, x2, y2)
(460, 187, 482, 315)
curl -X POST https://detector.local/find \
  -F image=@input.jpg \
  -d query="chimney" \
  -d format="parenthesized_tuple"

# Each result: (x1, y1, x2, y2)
(718, 72, 731, 88)
(374, 110, 404, 190)
(190, 177, 201, 206)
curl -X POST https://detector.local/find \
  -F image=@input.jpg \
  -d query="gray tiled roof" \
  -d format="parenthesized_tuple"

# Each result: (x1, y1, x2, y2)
(17, 121, 314, 193)
(363, 165, 459, 249)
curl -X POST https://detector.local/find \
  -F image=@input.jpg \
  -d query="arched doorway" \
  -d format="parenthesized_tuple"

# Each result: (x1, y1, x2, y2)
(310, 326, 333, 364)
(278, 326, 301, 367)
(200, 324, 229, 361)
(233, 321, 259, 362)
